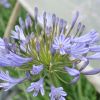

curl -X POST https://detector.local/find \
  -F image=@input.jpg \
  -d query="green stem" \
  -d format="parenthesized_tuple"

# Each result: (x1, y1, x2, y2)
(77, 79, 83, 100)
(55, 72, 68, 85)
(17, 71, 30, 100)
(22, 84, 31, 100)
(54, 70, 67, 74)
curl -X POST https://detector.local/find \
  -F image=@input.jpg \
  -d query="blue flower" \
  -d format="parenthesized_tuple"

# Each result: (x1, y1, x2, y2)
(65, 65, 100, 84)
(0, 0, 10, 8)
(52, 34, 70, 55)
(19, 17, 25, 30)
(11, 25, 26, 41)
(0, 38, 32, 67)
(0, 70, 25, 91)
(69, 43, 89, 61)
(49, 86, 67, 100)
(38, 12, 53, 29)
(26, 78, 44, 96)
(59, 19, 67, 33)
(25, 15, 32, 29)
(35, 39, 40, 53)
(31, 64, 43, 75)
(65, 66, 80, 77)
(72, 30, 99, 43)
(89, 45, 100, 52)
(0, 52, 32, 67)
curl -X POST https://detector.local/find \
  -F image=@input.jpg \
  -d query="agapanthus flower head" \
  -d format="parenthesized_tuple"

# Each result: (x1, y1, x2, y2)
(49, 86, 67, 100)
(26, 78, 44, 96)
(0, 7, 100, 99)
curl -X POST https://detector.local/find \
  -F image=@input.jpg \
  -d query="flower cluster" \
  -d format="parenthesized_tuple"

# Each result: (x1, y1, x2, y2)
(0, 7, 100, 99)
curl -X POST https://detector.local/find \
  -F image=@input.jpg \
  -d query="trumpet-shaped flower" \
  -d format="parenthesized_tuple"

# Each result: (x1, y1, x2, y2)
(0, 52, 32, 67)
(26, 78, 44, 96)
(38, 13, 53, 29)
(11, 25, 26, 41)
(0, 70, 25, 91)
(49, 86, 67, 100)
(52, 34, 70, 55)
(31, 64, 43, 75)
(72, 30, 99, 44)
(69, 43, 89, 61)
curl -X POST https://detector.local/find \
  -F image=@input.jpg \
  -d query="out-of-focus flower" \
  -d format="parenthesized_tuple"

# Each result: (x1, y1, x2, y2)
(49, 86, 67, 100)
(38, 13, 53, 29)
(0, 70, 25, 91)
(19, 17, 25, 30)
(0, 0, 10, 8)
(25, 15, 32, 29)
(26, 78, 44, 96)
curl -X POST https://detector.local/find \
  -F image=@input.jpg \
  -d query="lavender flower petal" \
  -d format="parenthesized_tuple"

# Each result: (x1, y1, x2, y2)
(31, 64, 43, 75)
(11, 25, 26, 41)
(65, 67, 80, 76)
(89, 45, 100, 52)
(25, 15, 32, 29)
(36, 39, 40, 53)
(69, 43, 89, 60)
(26, 78, 44, 96)
(0, 70, 25, 91)
(0, 52, 32, 67)
(72, 30, 99, 43)
(49, 86, 67, 100)
(67, 11, 79, 35)
(19, 17, 25, 30)
(70, 76, 80, 84)
(81, 68, 100, 75)
(53, 34, 70, 55)
(38, 13, 53, 29)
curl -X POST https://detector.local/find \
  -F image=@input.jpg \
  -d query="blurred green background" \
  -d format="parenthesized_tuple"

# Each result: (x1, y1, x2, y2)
(0, 0, 100, 100)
